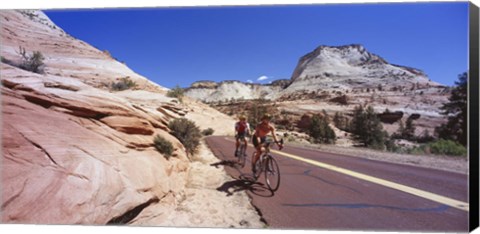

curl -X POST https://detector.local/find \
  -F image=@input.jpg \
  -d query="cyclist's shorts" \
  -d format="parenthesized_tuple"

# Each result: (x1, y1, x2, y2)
(252, 135, 266, 148)
(236, 132, 247, 140)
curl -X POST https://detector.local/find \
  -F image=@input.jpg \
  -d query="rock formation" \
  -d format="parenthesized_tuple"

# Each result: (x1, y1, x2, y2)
(183, 44, 450, 136)
(184, 80, 287, 102)
(1, 10, 235, 225)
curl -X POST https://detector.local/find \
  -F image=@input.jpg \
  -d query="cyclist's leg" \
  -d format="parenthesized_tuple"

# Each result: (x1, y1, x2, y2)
(252, 146, 262, 173)
(251, 136, 262, 171)
(242, 136, 248, 152)
(235, 134, 240, 156)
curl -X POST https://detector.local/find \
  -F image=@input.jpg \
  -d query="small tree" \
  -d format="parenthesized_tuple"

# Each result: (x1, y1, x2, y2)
(435, 72, 467, 146)
(392, 120, 405, 139)
(404, 117, 416, 140)
(309, 114, 336, 144)
(333, 112, 349, 131)
(350, 105, 387, 149)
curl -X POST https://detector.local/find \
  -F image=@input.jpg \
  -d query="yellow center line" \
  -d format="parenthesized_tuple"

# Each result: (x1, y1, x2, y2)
(269, 148, 469, 212)
(223, 136, 468, 211)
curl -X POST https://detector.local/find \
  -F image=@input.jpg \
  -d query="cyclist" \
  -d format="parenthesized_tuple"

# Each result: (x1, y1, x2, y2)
(251, 114, 282, 174)
(234, 115, 251, 157)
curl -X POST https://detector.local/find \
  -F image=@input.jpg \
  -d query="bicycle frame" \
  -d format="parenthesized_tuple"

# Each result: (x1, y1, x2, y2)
(253, 139, 281, 192)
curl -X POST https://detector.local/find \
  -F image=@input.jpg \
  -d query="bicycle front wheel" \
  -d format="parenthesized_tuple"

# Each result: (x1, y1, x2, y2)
(264, 156, 280, 192)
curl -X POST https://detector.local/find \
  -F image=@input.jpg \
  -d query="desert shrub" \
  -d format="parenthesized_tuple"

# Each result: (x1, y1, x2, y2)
(407, 145, 428, 155)
(385, 138, 399, 153)
(167, 85, 185, 102)
(111, 77, 137, 91)
(17, 46, 45, 73)
(427, 139, 467, 156)
(202, 128, 215, 136)
(153, 135, 174, 159)
(168, 118, 201, 156)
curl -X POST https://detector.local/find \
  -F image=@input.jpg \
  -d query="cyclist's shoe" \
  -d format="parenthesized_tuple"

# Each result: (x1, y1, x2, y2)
(234, 150, 239, 157)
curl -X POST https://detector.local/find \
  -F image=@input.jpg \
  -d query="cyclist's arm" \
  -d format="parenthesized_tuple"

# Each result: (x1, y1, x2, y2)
(253, 127, 261, 146)
(269, 125, 283, 148)
(234, 122, 239, 136)
(269, 125, 278, 142)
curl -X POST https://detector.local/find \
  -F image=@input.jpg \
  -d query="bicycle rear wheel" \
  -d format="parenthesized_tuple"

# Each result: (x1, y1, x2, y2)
(264, 156, 280, 192)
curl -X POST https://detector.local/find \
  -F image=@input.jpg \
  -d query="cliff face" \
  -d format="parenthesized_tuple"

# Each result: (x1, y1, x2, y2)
(184, 44, 443, 103)
(281, 44, 438, 96)
(182, 44, 450, 137)
(0, 10, 235, 224)
(184, 80, 287, 102)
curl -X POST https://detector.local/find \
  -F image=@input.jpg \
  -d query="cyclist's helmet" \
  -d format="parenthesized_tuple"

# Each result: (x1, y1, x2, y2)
(261, 114, 271, 120)
(239, 115, 246, 120)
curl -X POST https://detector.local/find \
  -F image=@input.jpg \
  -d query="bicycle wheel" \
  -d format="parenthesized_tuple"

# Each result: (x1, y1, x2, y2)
(252, 154, 263, 180)
(238, 143, 246, 167)
(264, 156, 280, 192)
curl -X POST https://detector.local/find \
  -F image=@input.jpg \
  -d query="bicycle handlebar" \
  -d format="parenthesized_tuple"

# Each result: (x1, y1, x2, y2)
(264, 138, 284, 150)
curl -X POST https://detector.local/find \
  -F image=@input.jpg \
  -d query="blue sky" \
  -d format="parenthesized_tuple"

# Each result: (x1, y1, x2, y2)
(45, 2, 469, 88)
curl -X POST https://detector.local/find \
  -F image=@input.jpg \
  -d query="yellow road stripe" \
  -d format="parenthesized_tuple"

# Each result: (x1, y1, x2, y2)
(270, 149, 469, 212)
(222, 136, 468, 211)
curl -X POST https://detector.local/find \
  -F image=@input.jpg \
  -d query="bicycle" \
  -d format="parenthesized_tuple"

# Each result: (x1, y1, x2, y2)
(252, 138, 283, 192)
(237, 135, 248, 168)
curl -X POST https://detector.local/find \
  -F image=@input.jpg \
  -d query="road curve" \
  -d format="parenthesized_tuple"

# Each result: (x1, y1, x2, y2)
(205, 136, 469, 232)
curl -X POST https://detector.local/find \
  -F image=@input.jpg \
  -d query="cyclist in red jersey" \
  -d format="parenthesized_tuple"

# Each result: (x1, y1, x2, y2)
(234, 115, 251, 157)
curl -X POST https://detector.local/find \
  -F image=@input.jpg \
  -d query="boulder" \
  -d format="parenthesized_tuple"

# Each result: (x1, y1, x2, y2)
(378, 111, 404, 124)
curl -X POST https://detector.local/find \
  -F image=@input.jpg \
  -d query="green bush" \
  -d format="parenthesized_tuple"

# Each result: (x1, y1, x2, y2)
(427, 139, 467, 156)
(111, 77, 137, 91)
(408, 145, 428, 155)
(202, 128, 215, 136)
(350, 105, 387, 149)
(153, 135, 174, 159)
(167, 85, 185, 102)
(309, 113, 336, 144)
(168, 118, 201, 156)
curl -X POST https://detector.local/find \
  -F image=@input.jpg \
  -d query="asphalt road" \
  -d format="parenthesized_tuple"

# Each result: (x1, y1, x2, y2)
(205, 136, 469, 232)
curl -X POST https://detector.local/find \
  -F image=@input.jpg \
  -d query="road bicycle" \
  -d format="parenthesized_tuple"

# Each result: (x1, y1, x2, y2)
(252, 138, 283, 192)
(237, 136, 248, 168)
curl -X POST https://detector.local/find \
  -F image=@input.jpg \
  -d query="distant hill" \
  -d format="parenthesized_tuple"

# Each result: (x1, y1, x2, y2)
(184, 44, 445, 102)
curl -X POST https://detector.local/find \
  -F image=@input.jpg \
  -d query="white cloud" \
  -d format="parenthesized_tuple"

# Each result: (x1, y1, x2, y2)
(246, 80, 253, 83)
(257, 75, 269, 81)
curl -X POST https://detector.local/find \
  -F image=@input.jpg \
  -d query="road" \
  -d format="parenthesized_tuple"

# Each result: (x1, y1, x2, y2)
(205, 136, 469, 232)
